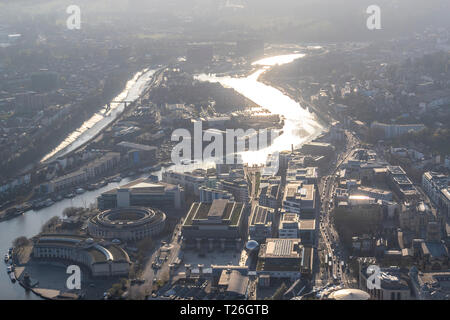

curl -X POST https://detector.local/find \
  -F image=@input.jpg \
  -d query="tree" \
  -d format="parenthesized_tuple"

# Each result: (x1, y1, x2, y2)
(41, 216, 61, 233)
(108, 283, 124, 299)
(13, 236, 30, 248)
(63, 207, 83, 218)
(108, 279, 128, 299)
(120, 278, 128, 289)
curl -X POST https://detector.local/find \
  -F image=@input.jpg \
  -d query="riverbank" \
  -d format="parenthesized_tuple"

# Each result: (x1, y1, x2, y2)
(0, 67, 162, 222)
(12, 246, 79, 300)
(258, 76, 332, 126)
(41, 67, 161, 164)
(1, 65, 149, 184)
(196, 53, 326, 163)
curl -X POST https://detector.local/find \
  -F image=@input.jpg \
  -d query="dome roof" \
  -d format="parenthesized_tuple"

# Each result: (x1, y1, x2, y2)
(246, 240, 259, 251)
(328, 289, 370, 300)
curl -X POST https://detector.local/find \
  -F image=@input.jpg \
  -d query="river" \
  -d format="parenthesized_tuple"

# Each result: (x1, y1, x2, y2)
(195, 53, 324, 165)
(0, 53, 325, 299)
(41, 68, 158, 163)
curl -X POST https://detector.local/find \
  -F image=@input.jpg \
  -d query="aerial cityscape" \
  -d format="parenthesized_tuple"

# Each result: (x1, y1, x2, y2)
(0, 0, 449, 307)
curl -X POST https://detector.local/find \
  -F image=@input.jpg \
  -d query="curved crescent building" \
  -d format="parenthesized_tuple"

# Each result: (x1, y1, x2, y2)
(88, 207, 166, 241)
(33, 234, 130, 277)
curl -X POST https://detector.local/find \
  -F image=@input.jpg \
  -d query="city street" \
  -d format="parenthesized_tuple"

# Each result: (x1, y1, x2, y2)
(316, 130, 360, 289)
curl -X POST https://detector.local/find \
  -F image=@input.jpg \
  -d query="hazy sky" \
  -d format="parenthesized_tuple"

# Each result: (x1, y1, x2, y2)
(0, 0, 448, 41)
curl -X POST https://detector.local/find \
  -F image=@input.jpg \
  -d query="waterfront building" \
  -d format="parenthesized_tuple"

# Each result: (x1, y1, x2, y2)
(44, 152, 120, 193)
(162, 170, 206, 195)
(33, 234, 130, 277)
(97, 178, 184, 210)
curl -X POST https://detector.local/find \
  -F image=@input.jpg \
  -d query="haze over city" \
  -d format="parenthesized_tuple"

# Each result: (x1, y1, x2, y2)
(0, 0, 449, 310)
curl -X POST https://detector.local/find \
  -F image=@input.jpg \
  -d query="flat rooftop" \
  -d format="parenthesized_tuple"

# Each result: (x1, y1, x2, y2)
(421, 241, 448, 258)
(281, 213, 299, 223)
(387, 166, 407, 175)
(260, 238, 302, 259)
(208, 199, 228, 219)
(251, 205, 272, 225)
(285, 183, 315, 201)
(102, 178, 178, 195)
(183, 200, 244, 227)
(358, 186, 392, 195)
(299, 219, 316, 231)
